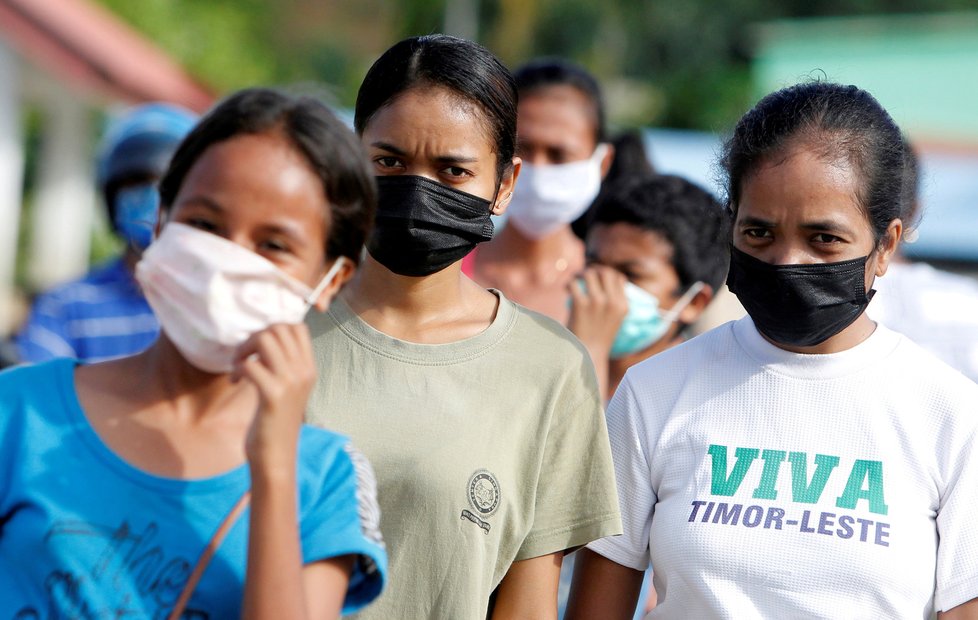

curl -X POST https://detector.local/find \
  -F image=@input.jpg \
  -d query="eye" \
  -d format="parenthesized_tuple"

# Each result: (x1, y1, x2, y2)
(442, 166, 471, 179)
(812, 232, 843, 244)
(743, 228, 772, 239)
(373, 156, 403, 171)
(184, 217, 220, 233)
(259, 238, 291, 254)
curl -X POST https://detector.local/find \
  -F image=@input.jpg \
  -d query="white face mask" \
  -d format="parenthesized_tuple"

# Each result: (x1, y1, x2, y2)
(135, 222, 347, 374)
(507, 143, 609, 240)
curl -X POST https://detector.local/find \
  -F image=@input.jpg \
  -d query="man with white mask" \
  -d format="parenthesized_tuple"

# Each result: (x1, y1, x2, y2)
(468, 58, 614, 323)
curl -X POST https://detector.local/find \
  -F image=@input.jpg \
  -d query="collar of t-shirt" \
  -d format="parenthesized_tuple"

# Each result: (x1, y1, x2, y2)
(326, 289, 518, 365)
(731, 315, 902, 381)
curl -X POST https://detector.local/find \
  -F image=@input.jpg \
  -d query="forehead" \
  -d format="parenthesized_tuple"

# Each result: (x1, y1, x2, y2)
(174, 132, 328, 228)
(364, 86, 495, 155)
(588, 222, 675, 266)
(737, 144, 868, 228)
(517, 85, 597, 144)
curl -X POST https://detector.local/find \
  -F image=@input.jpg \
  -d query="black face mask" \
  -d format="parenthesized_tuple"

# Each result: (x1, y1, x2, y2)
(726, 245, 876, 348)
(368, 175, 495, 277)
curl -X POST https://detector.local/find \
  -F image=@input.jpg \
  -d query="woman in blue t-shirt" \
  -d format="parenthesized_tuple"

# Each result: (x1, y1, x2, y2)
(0, 89, 386, 617)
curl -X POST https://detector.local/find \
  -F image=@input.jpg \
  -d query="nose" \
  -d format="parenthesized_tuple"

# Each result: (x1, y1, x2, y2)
(767, 243, 814, 266)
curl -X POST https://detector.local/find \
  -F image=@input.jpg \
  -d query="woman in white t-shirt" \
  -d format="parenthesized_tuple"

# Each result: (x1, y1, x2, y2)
(567, 82, 978, 619)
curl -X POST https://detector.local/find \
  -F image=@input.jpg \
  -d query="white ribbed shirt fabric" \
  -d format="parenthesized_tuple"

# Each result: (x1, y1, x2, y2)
(869, 261, 978, 384)
(589, 316, 978, 619)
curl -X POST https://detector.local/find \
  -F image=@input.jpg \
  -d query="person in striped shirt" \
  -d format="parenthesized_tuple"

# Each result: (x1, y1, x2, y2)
(15, 103, 197, 363)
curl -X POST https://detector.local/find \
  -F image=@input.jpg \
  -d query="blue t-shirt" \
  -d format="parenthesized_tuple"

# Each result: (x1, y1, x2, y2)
(0, 359, 386, 617)
(16, 257, 160, 364)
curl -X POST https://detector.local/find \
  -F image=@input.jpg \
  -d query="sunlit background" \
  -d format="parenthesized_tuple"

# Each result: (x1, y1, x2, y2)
(2, 0, 977, 337)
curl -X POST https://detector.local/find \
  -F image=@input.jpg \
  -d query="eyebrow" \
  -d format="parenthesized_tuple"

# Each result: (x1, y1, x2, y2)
(737, 216, 774, 228)
(799, 220, 857, 237)
(369, 141, 479, 165)
(178, 195, 224, 212)
(738, 215, 855, 236)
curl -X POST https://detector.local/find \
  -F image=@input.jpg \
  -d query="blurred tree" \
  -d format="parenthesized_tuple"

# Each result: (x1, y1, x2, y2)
(95, 0, 978, 132)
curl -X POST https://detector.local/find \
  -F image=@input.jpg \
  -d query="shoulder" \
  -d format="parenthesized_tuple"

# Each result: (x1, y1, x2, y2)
(625, 319, 741, 387)
(506, 299, 593, 364)
(885, 329, 978, 403)
(295, 426, 380, 511)
(0, 359, 70, 396)
(296, 425, 354, 472)
(29, 258, 131, 311)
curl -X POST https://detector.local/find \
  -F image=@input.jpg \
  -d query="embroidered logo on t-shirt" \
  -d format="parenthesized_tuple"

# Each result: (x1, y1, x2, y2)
(461, 469, 500, 534)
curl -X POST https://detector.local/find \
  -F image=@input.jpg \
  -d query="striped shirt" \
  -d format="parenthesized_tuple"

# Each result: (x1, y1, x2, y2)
(16, 257, 159, 363)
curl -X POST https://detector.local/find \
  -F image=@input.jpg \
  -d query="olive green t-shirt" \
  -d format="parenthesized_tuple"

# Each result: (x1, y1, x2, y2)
(306, 291, 621, 619)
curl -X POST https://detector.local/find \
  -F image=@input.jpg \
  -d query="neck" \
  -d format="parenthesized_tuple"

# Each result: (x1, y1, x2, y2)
(130, 335, 253, 421)
(344, 254, 469, 316)
(485, 223, 583, 267)
(341, 254, 499, 343)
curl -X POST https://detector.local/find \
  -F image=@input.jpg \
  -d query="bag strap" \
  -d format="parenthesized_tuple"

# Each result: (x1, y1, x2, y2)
(168, 490, 252, 620)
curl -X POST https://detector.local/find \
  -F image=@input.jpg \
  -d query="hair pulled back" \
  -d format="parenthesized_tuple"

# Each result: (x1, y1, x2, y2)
(159, 88, 376, 265)
(354, 34, 517, 182)
(514, 58, 607, 144)
(721, 82, 913, 245)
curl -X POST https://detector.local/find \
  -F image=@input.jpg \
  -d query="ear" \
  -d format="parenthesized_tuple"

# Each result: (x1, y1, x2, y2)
(491, 156, 522, 216)
(598, 143, 615, 179)
(874, 218, 903, 278)
(676, 283, 714, 325)
(311, 257, 356, 312)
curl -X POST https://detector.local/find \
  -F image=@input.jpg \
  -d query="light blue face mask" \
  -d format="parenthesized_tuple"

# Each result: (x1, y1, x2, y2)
(114, 184, 160, 250)
(610, 281, 705, 359)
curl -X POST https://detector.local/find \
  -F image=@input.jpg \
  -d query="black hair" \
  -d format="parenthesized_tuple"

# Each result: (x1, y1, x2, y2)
(159, 88, 376, 264)
(721, 82, 912, 246)
(900, 134, 922, 232)
(590, 174, 731, 293)
(354, 34, 517, 183)
(572, 130, 656, 239)
(514, 57, 607, 144)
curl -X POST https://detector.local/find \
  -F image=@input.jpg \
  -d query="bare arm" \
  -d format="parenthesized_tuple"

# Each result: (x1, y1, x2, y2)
(940, 599, 978, 620)
(238, 323, 352, 619)
(490, 553, 563, 620)
(565, 548, 645, 620)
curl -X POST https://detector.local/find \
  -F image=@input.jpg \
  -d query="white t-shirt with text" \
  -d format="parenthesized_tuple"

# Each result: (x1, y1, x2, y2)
(590, 317, 978, 619)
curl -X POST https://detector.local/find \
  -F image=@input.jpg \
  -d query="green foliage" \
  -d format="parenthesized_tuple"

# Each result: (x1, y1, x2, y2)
(94, 0, 975, 131)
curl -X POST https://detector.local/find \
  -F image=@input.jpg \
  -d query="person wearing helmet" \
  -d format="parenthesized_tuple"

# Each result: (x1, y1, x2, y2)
(15, 103, 198, 364)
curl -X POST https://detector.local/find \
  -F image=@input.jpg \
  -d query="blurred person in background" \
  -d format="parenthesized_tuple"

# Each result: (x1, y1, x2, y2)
(15, 103, 197, 364)
(306, 35, 620, 620)
(568, 174, 729, 401)
(556, 174, 729, 619)
(0, 88, 387, 618)
(868, 140, 978, 384)
(468, 58, 614, 323)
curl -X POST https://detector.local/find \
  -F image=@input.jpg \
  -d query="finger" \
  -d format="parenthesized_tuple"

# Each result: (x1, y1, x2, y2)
(243, 330, 290, 377)
(278, 322, 312, 366)
(266, 324, 303, 371)
(582, 268, 606, 304)
(238, 351, 277, 398)
(602, 269, 628, 305)
(568, 276, 587, 304)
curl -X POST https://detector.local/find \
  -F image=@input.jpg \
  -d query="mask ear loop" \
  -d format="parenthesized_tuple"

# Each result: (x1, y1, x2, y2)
(302, 256, 349, 311)
(660, 281, 705, 323)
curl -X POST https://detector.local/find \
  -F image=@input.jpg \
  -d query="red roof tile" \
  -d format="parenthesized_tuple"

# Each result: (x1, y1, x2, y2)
(0, 0, 214, 111)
